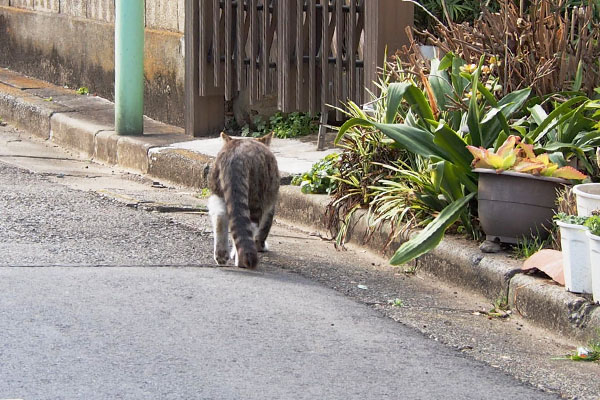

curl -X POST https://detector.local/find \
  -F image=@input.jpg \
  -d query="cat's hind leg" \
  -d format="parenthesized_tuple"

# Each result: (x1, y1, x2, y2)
(255, 206, 275, 252)
(231, 222, 258, 266)
(208, 195, 230, 265)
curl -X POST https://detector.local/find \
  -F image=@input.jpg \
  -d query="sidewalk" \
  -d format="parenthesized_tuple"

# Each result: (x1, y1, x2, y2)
(1, 67, 599, 342)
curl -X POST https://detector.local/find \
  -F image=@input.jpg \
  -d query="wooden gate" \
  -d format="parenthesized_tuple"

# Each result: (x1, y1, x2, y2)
(185, 0, 413, 137)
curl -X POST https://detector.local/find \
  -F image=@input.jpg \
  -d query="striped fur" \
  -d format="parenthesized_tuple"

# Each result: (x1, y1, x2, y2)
(208, 133, 279, 268)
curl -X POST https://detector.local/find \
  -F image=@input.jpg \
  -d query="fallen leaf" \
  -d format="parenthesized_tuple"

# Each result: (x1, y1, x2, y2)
(522, 249, 564, 286)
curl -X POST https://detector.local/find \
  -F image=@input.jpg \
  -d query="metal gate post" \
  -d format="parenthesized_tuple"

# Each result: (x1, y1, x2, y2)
(115, 0, 145, 135)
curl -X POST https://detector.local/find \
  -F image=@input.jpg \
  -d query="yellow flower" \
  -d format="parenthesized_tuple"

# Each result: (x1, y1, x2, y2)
(460, 63, 477, 74)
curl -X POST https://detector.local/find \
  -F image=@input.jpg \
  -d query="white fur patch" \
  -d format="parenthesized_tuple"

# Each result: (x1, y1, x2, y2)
(208, 195, 226, 216)
(208, 195, 230, 265)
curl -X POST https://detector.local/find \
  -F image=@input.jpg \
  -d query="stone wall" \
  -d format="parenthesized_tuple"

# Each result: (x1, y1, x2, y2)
(0, 1, 187, 127)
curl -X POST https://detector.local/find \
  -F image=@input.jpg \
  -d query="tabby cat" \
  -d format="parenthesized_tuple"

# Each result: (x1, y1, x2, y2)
(208, 132, 280, 268)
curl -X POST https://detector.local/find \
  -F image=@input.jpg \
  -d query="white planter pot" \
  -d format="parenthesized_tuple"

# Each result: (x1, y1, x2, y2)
(585, 230, 600, 303)
(574, 183, 600, 216)
(557, 221, 592, 294)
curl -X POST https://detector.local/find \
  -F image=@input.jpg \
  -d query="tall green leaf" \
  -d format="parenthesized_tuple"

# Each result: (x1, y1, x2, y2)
(527, 96, 589, 142)
(373, 122, 447, 159)
(559, 104, 595, 143)
(335, 118, 447, 160)
(389, 193, 476, 266)
(438, 161, 465, 201)
(385, 82, 435, 124)
(496, 88, 532, 116)
(528, 104, 548, 125)
(438, 52, 455, 71)
(478, 86, 531, 147)
(431, 121, 473, 170)
(450, 57, 468, 97)
(573, 60, 583, 92)
(334, 117, 374, 144)
(466, 59, 484, 146)
(429, 58, 453, 111)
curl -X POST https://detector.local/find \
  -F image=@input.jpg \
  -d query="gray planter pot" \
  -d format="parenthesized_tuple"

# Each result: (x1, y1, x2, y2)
(474, 168, 569, 244)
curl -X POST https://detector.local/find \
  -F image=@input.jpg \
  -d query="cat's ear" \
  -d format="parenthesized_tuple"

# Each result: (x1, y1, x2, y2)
(256, 132, 273, 146)
(220, 132, 232, 143)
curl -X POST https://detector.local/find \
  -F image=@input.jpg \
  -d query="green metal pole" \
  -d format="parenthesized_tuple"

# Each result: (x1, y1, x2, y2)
(115, 0, 144, 135)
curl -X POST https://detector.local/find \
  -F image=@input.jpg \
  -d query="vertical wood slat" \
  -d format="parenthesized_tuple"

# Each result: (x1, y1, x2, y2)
(236, 0, 244, 91)
(267, 1, 278, 94)
(355, 0, 365, 105)
(212, 0, 221, 87)
(309, 0, 317, 114)
(186, 0, 225, 137)
(261, 0, 269, 96)
(321, 0, 329, 113)
(296, 0, 305, 110)
(278, 0, 295, 112)
(348, 0, 356, 103)
(249, 0, 259, 103)
(197, 0, 374, 122)
(198, 0, 212, 95)
(335, 0, 343, 119)
(224, 0, 234, 100)
(277, 0, 285, 110)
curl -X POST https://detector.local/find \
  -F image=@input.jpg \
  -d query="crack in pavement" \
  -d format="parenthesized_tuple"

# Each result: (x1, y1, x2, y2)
(0, 263, 222, 268)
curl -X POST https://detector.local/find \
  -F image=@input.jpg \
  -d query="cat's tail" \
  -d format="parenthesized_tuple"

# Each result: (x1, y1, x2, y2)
(222, 160, 258, 269)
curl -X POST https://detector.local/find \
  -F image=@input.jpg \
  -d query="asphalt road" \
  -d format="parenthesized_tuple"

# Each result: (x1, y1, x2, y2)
(0, 125, 578, 399)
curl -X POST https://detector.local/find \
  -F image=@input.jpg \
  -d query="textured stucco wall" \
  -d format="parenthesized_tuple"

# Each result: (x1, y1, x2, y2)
(3, 0, 185, 31)
(0, 1, 186, 127)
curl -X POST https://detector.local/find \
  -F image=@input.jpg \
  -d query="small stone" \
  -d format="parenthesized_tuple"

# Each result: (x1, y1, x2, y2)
(480, 240, 502, 253)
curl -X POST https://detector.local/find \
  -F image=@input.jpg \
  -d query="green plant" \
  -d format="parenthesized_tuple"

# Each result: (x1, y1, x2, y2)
(291, 153, 340, 194)
(270, 112, 318, 139)
(584, 215, 600, 236)
(242, 112, 318, 139)
(554, 341, 600, 362)
(554, 212, 588, 225)
(487, 295, 511, 318)
(326, 93, 406, 246)
(389, 193, 476, 265)
(518, 95, 600, 178)
(412, 0, 487, 31)
(76, 87, 89, 95)
(513, 234, 552, 259)
(388, 298, 405, 307)
(195, 188, 211, 199)
(334, 53, 531, 265)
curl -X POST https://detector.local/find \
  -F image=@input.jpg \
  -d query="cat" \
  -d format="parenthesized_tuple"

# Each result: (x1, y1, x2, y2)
(207, 132, 280, 268)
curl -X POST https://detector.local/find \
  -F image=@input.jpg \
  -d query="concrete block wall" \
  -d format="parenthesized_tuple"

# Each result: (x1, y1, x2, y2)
(0, 0, 187, 127)
(145, 0, 185, 32)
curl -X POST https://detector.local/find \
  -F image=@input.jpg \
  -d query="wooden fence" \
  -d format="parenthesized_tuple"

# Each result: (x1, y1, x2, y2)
(185, 0, 413, 137)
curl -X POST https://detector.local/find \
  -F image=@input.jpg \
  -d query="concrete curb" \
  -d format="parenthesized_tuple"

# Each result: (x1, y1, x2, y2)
(1, 67, 598, 342)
